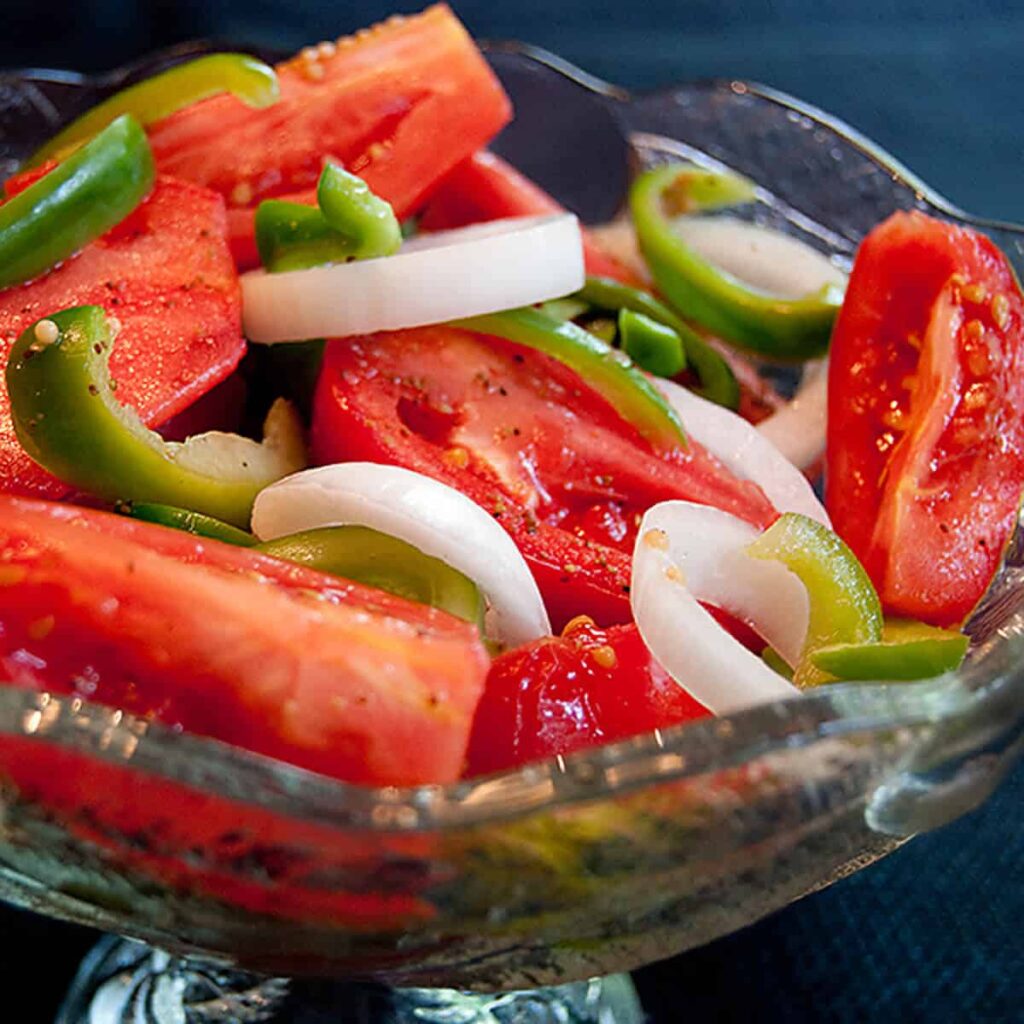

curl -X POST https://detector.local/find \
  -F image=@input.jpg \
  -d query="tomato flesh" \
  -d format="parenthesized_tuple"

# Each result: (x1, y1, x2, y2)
(147, 7, 511, 269)
(0, 174, 244, 498)
(312, 326, 776, 629)
(826, 211, 1024, 625)
(465, 618, 708, 776)
(419, 149, 643, 285)
(0, 497, 489, 785)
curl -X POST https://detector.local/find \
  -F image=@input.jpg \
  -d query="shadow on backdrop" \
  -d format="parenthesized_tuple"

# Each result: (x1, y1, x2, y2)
(1, 0, 1022, 219)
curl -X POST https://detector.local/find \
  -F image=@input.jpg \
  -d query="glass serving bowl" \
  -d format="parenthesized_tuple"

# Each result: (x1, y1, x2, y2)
(0, 40, 1022, 1020)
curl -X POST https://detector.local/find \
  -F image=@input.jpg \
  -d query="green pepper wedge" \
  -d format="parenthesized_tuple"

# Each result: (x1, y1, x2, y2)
(617, 309, 686, 378)
(0, 115, 154, 290)
(575, 276, 740, 409)
(454, 306, 686, 450)
(7, 306, 306, 528)
(630, 164, 844, 360)
(118, 502, 258, 546)
(29, 54, 280, 166)
(256, 526, 486, 630)
(811, 619, 969, 681)
(255, 164, 402, 273)
(747, 512, 883, 686)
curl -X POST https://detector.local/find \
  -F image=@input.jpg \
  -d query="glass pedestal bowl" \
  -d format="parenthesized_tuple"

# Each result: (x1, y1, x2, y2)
(0, 42, 1022, 1024)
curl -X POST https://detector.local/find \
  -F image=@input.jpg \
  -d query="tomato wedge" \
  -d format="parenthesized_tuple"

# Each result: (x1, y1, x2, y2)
(0, 497, 489, 785)
(466, 618, 708, 776)
(419, 149, 642, 285)
(0, 174, 244, 498)
(312, 326, 776, 629)
(146, 6, 511, 268)
(826, 211, 1024, 626)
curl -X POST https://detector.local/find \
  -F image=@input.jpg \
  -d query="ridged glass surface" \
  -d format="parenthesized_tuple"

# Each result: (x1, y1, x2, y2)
(0, 43, 1021, 993)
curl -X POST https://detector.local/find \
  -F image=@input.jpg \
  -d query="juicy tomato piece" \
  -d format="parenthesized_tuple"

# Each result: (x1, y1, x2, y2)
(312, 326, 776, 629)
(147, 6, 511, 269)
(0, 496, 489, 785)
(826, 211, 1024, 626)
(465, 618, 708, 776)
(0, 174, 244, 498)
(419, 149, 642, 285)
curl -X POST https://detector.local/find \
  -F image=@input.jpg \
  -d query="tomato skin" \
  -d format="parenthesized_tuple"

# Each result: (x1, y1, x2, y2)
(419, 149, 642, 285)
(312, 326, 775, 629)
(465, 619, 708, 776)
(0, 174, 244, 498)
(826, 211, 1024, 626)
(147, 7, 511, 270)
(0, 496, 488, 785)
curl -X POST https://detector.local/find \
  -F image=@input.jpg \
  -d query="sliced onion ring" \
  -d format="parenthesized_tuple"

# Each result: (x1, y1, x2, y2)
(756, 361, 829, 473)
(655, 375, 829, 525)
(631, 500, 803, 714)
(251, 463, 551, 647)
(241, 214, 584, 343)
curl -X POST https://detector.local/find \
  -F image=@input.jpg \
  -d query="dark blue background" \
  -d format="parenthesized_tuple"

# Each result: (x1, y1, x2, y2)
(0, 3, 1022, 1021)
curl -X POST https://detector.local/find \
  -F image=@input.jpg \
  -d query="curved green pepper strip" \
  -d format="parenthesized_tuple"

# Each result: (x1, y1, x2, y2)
(0, 115, 154, 290)
(575, 276, 740, 409)
(630, 164, 844, 361)
(254, 203, 352, 273)
(255, 526, 486, 631)
(617, 309, 686, 378)
(746, 512, 883, 686)
(117, 502, 258, 547)
(255, 164, 401, 273)
(811, 619, 969, 681)
(454, 306, 686, 450)
(7, 306, 306, 528)
(29, 54, 280, 166)
(317, 163, 403, 258)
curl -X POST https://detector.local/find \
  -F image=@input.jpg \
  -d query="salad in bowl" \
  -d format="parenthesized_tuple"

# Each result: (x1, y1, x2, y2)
(0, 3, 1021, 1003)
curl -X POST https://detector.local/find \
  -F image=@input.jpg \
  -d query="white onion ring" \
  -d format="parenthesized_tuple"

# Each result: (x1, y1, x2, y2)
(631, 501, 802, 714)
(756, 362, 829, 473)
(655, 375, 830, 525)
(251, 463, 551, 647)
(241, 214, 584, 343)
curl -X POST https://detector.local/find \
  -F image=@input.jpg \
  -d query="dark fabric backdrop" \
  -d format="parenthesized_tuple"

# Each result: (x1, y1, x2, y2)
(0, 2, 1022, 1021)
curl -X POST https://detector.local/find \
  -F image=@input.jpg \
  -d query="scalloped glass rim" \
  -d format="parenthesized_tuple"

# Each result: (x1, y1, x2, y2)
(0, 41, 1021, 840)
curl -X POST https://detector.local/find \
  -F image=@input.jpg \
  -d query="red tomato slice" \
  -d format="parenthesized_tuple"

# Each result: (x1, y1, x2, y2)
(826, 211, 1024, 626)
(419, 149, 643, 285)
(465, 618, 708, 776)
(312, 326, 776, 629)
(0, 174, 244, 498)
(147, 6, 511, 269)
(0, 496, 489, 785)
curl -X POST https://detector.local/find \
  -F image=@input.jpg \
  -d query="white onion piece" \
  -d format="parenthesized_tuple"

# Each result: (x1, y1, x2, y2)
(672, 216, 846, 299)
(251, 463, 551, 647)
(757, 363, 829, 472)
(631, 501, 802, 714)
(655, 375, 830, 526)
(241, 215, 584, 343)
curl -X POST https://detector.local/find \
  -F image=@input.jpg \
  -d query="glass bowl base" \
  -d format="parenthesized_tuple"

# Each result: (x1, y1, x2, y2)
(56, 936, 645, 1024)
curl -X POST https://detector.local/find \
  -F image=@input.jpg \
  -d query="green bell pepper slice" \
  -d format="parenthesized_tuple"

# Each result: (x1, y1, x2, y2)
(7, 306, 306, 528)
(617, 309, 686, 378)
(747, 512, 883, 686)
(630, 164, 844, 360)
(255, 164, 402, 273)
(575, 276, 740, 409)
(811, 619, 969, 681)
(454, 306, 686, 450)
(0, 115, 154, 291)
(29, 54, 280, 166)
(255, 526, 485, 630)
(118, 502, 258, 546)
